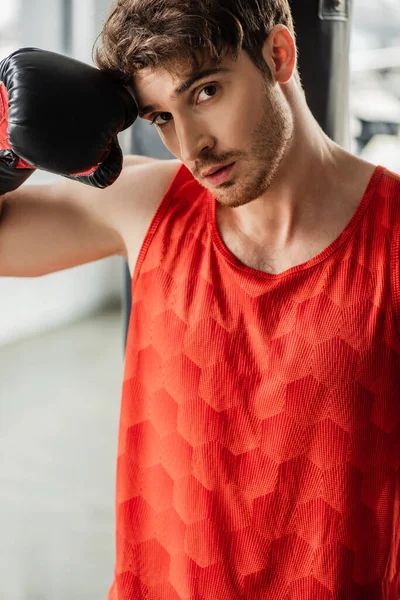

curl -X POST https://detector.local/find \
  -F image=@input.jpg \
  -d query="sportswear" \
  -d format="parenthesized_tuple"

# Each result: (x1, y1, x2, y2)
(109, 163, 400, 599)
(0, 48, 137, 192)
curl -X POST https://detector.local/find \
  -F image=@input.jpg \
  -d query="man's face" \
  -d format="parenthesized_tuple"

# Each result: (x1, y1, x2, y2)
(133, 49, 293, 208)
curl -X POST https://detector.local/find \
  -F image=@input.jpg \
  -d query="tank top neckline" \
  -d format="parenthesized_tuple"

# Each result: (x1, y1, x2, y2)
(207, 164, 386, 279)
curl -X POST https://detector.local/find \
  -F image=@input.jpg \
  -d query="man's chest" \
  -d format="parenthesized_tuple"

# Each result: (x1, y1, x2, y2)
(217, 226, 328, 275)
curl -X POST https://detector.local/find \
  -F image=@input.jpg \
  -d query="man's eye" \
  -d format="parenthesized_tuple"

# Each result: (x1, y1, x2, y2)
(150, 113, 171, 127)
(149, 83, 220, 128)
(197, 84, 219, 102)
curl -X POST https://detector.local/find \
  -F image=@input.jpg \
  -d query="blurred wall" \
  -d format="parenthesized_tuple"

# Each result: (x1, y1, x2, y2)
(0, 0, 126, 347)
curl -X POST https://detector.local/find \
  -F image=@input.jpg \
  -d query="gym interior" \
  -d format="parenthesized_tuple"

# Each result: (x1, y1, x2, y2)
(0, 1, 399, 598)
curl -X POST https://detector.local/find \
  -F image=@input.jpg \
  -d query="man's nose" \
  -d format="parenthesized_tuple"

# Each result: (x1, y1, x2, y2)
(176, 117, 214, 163)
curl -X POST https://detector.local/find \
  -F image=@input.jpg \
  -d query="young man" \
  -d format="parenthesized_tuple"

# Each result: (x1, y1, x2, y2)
(1, 1, 400, 598)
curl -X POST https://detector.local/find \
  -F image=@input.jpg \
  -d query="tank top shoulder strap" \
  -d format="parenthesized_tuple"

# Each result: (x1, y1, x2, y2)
(132, 162, 193, 286)
(388, 168, 400, 332)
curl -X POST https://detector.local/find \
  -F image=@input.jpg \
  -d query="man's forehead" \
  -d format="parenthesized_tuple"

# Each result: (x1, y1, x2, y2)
(135, 55, 224, 87)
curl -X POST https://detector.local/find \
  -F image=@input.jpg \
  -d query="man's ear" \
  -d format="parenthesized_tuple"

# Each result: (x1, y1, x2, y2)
(262, 25, 297, 84)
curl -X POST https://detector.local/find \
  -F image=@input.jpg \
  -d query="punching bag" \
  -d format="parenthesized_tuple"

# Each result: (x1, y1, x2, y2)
(290, 0, 353, 149)
(123, 0, 354, 349)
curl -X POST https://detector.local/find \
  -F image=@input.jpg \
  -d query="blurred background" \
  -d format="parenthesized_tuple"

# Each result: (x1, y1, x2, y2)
(0, 1, 399, 598)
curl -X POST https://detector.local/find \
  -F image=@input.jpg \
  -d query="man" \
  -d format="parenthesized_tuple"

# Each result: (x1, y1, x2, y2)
(1, 0, 399, 598)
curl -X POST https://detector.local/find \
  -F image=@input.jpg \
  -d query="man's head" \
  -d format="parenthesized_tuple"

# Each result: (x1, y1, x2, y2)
(95, 0, 301, 208)
(95, 0, 299, 82)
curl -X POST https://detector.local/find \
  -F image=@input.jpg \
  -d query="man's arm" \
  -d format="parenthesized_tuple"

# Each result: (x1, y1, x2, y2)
(0, 156, 180, 278)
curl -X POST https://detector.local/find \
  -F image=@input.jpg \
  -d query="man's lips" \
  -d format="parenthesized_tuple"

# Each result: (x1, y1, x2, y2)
(201, 163, 234, 178)
(203, 162, 235, 186)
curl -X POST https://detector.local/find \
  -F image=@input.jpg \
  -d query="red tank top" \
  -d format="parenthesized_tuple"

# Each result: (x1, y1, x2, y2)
(108, 163, 400, 600)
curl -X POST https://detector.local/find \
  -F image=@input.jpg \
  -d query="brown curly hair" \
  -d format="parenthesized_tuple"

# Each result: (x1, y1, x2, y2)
(94, 0, 299, 84)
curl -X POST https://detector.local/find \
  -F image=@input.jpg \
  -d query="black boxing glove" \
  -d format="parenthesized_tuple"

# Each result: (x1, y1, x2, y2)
(0, 47, 138, 194)
(0, 82, 35, 195)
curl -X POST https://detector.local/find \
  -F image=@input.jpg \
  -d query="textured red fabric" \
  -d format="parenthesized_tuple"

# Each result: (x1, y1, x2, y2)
(109, 163, 400, 600)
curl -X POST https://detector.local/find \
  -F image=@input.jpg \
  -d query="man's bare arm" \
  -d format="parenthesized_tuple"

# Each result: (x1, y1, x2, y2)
(0, 156, 180, 278)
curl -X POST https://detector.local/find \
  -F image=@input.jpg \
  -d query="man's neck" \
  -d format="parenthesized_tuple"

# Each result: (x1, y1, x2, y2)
(216, 131, 377, 274)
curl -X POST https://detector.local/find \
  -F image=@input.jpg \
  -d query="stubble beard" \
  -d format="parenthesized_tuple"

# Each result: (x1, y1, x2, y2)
(214, 83, 294, 210)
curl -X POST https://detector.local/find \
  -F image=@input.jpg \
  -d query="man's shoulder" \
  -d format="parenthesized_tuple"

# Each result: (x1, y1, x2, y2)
(120, 156, 184, 206)
(113, 157, 186, 271)
(378, 162, 400, 185)
(378, 166, 400, 211)
(383, 167, 400, 186)
(123, 154, 182, 171)
(122, 155, 183, 185)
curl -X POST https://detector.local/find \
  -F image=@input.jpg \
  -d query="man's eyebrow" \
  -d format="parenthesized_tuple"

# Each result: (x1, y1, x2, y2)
(137, 67, 231, 117)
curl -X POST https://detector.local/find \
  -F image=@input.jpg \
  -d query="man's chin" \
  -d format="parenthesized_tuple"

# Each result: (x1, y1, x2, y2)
(215, 188, 251, 210)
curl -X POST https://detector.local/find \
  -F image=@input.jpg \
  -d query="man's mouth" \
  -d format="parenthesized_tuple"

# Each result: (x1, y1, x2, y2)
(201, 162, 233, 177)
(203, 162, 235, 186)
